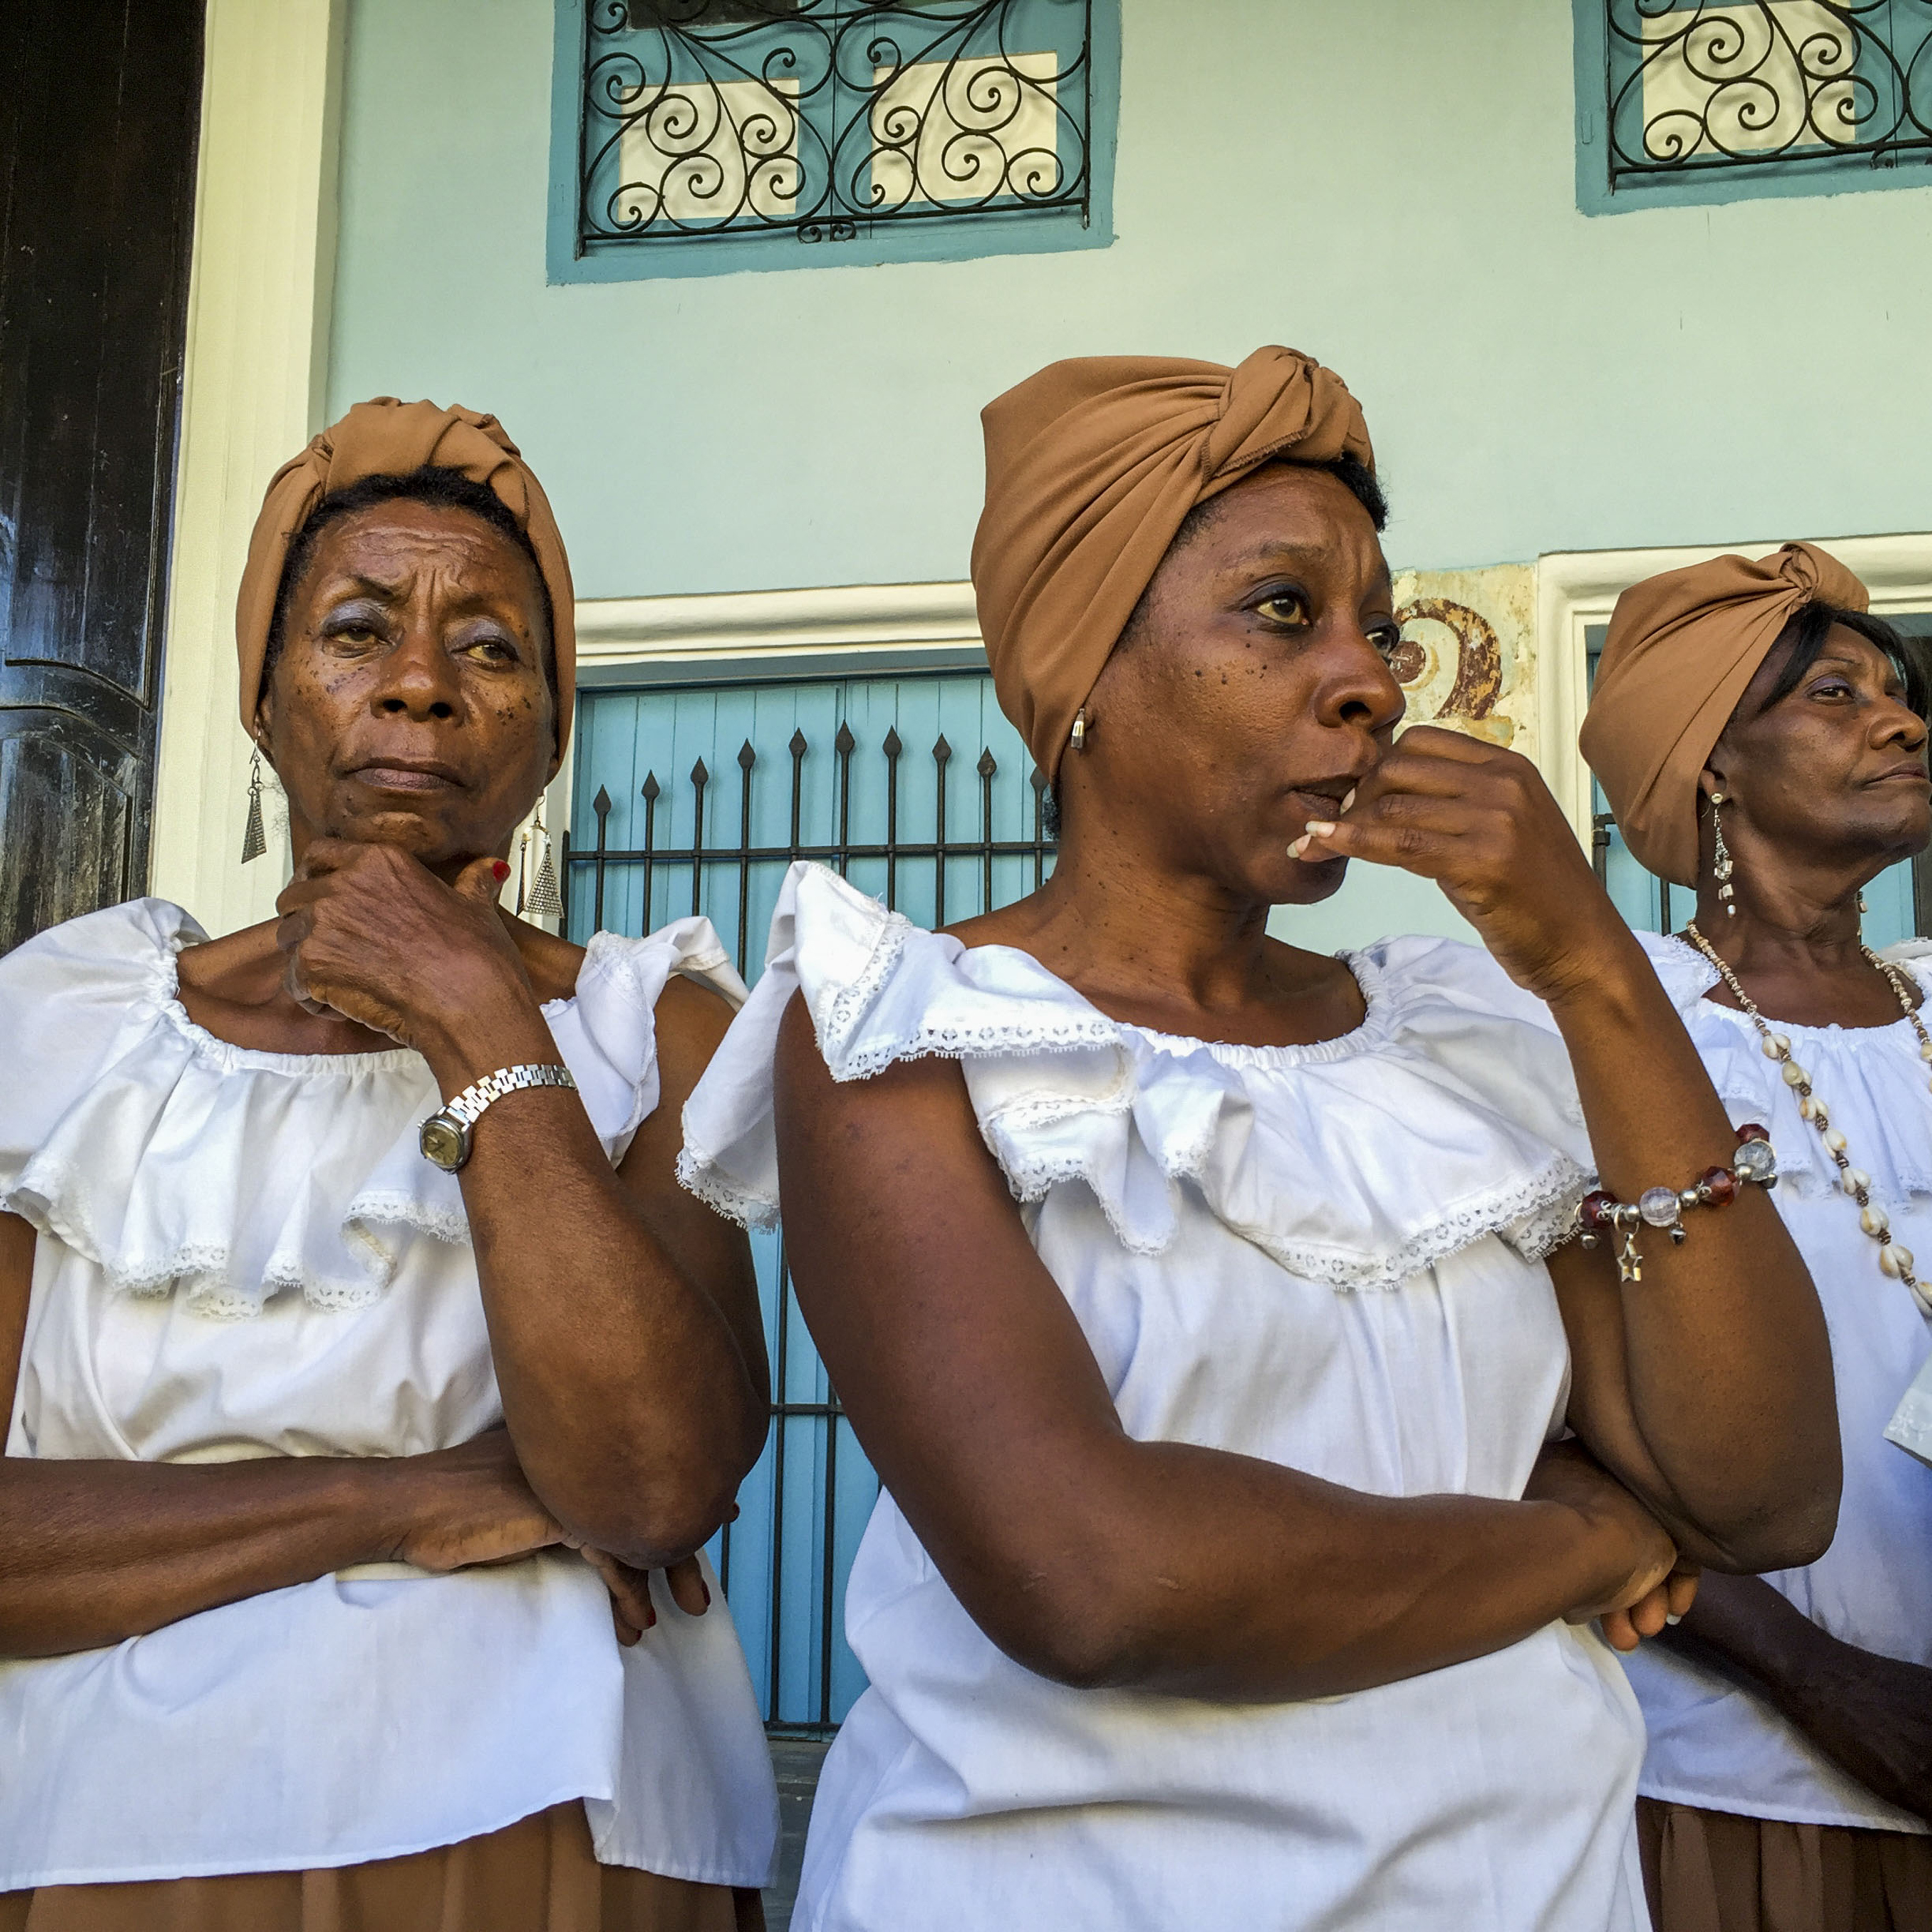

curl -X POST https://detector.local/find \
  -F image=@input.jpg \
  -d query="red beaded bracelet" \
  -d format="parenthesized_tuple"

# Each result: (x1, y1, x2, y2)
(1577, 1124, 1777, 1284)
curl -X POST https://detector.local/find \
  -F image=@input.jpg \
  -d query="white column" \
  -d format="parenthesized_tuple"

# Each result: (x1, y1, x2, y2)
(149, 0, 346, 935)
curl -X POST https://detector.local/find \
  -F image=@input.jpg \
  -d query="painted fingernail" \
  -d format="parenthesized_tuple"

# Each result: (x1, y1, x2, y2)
(1304, 819, 1337, 838)
(1341, 788, 1357, 813)
(493, 860, 511, 882)
(1287, 836, 1310, 859)
(700, 1579, 712, 1609)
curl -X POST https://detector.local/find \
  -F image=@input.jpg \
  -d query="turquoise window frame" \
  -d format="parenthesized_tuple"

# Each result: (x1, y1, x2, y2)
(1572, 0, 1932, 214)
(548, 0, 1119, 282)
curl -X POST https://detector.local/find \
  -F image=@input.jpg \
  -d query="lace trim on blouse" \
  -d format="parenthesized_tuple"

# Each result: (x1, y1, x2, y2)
(0, 899, 741, 1316)
(679, 863, 1593, 1291)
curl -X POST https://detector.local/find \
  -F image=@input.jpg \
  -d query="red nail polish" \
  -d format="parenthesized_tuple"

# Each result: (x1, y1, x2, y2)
(492, 860, 510, 882)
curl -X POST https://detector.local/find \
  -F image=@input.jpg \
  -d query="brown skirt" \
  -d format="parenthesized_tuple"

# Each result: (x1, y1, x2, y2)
(1638, 1796, 1932, 1932)
(0, 1803, 764, 1932)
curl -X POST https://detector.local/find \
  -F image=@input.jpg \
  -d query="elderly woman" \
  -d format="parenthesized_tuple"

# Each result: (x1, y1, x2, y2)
(678, 350, 1842, 1930)
(1583, 545, 1932, 1932)
(0, 402, 776, 1928)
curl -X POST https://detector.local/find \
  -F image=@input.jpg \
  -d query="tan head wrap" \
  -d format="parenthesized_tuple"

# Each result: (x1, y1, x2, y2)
(236, 398, 577, 747)
(970, 346, 1376, 780)
(1582, 541, 1869, 887)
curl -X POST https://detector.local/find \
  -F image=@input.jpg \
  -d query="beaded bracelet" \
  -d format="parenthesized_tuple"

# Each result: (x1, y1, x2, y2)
(1576, 1124, 1779, 1284)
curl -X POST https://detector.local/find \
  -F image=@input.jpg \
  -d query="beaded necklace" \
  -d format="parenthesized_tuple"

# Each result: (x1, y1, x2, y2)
(1681, 921, 1932, 1318)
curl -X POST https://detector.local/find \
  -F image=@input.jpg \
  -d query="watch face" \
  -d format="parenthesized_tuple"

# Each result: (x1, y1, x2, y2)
(420, 1114, 469, 1172)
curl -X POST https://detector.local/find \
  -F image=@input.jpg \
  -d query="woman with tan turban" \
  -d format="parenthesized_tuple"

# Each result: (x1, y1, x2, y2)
(1583, 544, 1932, 1932)
(0, 400, 777, 1927)
(678, 349, 1841, 1929)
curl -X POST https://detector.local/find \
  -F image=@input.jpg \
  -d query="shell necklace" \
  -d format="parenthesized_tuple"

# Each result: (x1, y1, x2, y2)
(1682, 921, 1932, 1318)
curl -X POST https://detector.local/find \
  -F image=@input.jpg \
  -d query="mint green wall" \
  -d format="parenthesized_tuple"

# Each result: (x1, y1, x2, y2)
(329, 0, 1932, 599)
(326, 0, 1932, 948)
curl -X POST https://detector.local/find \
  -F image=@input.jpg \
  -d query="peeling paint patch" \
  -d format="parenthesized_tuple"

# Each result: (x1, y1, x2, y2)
(1389, 564, 1538, 762)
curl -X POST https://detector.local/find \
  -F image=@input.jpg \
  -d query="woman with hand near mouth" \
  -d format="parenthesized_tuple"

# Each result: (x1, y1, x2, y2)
(677, 350, 1841, 1931)
(1584, 547, 1932, 1932)
(0, 401, 775, 1929)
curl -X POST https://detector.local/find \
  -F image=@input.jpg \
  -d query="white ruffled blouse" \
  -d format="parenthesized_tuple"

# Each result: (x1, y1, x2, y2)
(680, 862, 1650, 1932)
(0, 900, 778, 1891)
(1609, 932, 1932, 1835)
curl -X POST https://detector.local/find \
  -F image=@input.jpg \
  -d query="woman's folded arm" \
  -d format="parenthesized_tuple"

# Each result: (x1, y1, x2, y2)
(772, 996, 1676, 1703)
(0, 1211, 569, 1660)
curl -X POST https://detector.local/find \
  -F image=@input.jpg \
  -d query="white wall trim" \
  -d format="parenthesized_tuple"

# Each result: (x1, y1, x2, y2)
(555, 580, 983, 843)
(148, 0, 346, 936)
(577, 580, 982, 669)
(1537, 532, 1932, 843)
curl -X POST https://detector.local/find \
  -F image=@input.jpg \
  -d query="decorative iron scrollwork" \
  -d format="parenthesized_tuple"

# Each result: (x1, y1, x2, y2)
(1605, 0, 1932, 185)
(578, 0, 1094, 248)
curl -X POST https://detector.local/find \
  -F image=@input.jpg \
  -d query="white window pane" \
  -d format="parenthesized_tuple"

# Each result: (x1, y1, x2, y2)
(616, 75, 801, 226)
(870, 52, 1060, 209)
(1640, 2, 1857, 158)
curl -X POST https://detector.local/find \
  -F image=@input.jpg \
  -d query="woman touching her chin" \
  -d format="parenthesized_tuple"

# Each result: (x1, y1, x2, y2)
(0, 402, 775, 1929)
(677, 350, 1842, 1932)
(1584, 546, 1932, 1932)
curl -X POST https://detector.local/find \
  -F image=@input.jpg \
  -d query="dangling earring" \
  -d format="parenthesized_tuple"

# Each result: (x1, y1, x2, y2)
(240, 746, 268, 865)
(1069, 707, 1091, 753)
(525, 796, 562, 921)
(1709, 791, 1736, 918)
(1859, 890, 1870, 917)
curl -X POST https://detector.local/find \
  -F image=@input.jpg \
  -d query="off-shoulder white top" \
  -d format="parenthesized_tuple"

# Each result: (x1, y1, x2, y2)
(680, 861, 1649, 1932)
(0, 899, 778, 1891)
(1608, 932, 1932, 1836)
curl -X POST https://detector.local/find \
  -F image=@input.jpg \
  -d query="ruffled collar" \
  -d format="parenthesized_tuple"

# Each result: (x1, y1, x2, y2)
(681, 862, 1592, 1292)
(0, 898, 741, 1318)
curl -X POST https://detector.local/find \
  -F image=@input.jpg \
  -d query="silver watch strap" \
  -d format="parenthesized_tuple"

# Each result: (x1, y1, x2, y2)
(441, 1063, 577, 1127)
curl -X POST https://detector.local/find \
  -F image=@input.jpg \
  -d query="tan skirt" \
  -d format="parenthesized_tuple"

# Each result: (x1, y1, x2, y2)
(0, 1803, 764, 1932)
(1638, 1796, 1932, 1932)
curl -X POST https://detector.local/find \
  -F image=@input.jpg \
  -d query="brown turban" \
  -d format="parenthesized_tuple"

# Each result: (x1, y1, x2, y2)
(1582, 541, 1869, 887)
(971, 347, 1375, 780)
(236, 398, 577, 747)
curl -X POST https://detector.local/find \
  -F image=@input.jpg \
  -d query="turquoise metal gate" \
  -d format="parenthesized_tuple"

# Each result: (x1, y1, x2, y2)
(568, 664, 1051, 1732)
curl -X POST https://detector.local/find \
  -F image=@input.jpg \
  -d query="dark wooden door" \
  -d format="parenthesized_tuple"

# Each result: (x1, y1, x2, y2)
(0, 1, 203, 953)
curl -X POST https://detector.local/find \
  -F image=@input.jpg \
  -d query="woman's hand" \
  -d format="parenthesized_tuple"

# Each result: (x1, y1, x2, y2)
(577, 1549, 712, 1646)
(273, 838, 532, 1059)
(379, 1429, 568, 1573)
(1524, 1439, 1682, 1648)
(1292, 726, 1633, 1003)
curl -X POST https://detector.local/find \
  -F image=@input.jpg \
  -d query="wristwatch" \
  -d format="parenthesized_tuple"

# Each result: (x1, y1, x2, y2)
(419, 1064, 577, 1172)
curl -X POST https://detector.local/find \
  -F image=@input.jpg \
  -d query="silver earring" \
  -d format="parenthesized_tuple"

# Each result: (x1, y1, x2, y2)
(1709, 791, 1736, 918)
(525, 796, 562, 920)
(240, 747, 267, 865)
(1069, 708, 1090, 753)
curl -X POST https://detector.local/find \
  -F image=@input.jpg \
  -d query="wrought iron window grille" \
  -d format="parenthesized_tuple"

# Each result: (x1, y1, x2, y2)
(564, 719, 1054, 1734)
(576, 0, 1096, 252)
(1602, 1, 1932, 188)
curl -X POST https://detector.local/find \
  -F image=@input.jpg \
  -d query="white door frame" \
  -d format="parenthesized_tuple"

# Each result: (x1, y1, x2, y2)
(149, 0, 347, 936)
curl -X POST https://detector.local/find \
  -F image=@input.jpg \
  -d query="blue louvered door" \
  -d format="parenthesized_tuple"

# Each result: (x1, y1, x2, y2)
(569, 664, 1051, 1730)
